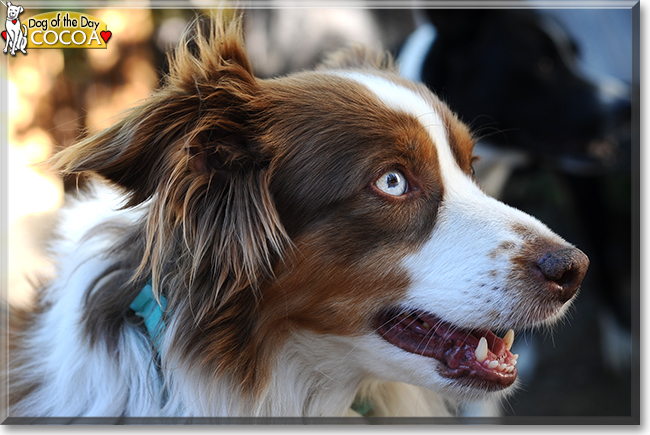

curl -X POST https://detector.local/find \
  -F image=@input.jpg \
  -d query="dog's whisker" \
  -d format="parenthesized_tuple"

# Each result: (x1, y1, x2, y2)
(316, 370, 344, 386)
(336, 311, 413, 367)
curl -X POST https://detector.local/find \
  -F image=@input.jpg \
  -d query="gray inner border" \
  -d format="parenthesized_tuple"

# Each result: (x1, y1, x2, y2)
(0, 0, 640, 425)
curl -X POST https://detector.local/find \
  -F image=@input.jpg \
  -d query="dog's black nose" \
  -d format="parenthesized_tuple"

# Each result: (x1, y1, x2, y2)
(537, 247, 589, 303)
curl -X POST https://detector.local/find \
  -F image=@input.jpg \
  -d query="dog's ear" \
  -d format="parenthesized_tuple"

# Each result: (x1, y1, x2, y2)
(317, 44, 395, 72)
(19, 6, 23, 13)
(53, 15, 289, 311)
(52, 15, 260, 206)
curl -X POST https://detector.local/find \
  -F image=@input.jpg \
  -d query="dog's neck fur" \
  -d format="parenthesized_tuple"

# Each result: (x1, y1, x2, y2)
(163, 332, 452, 416)
(162, 334, 362, 416)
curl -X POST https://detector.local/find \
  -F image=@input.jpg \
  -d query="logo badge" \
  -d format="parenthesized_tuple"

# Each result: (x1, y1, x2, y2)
(2, 4, 112, 55)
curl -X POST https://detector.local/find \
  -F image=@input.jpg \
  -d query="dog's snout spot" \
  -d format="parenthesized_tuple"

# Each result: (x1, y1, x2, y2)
(489, 241, 516, 259)
(511, 223, 535, 240)
(487, 309, 501, 322)
(537, 247, 589, 303)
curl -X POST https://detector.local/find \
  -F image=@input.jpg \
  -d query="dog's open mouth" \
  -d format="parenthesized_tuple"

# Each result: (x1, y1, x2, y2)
(375, 310, 518, 389)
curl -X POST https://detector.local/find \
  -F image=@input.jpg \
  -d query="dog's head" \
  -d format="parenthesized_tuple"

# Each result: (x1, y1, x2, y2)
(55, 17, 588, 404)
(6, 2, 23, 20)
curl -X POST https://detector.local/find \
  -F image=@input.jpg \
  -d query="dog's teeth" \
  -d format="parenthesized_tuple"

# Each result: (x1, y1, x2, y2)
(498, 363, 507, 371)
(475, 337, 488, 363)
(503, 329, 515, 351)
(487, 360, 499, 369)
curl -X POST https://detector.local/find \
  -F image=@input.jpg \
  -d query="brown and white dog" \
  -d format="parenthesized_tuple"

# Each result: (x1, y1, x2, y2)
(7, 17, 588, 418)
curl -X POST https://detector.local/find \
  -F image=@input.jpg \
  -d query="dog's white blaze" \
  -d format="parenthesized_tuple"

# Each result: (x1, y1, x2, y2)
(329, 71, 577, 402)
(337, 72, 565, 331)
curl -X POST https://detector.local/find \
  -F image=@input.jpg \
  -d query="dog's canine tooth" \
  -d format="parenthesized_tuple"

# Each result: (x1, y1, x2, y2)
(503, 329, 515, 351)
(475, 337, 488, 363)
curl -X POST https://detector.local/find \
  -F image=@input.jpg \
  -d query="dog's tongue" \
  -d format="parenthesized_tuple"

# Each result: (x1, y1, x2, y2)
(375, 311, 518, 388)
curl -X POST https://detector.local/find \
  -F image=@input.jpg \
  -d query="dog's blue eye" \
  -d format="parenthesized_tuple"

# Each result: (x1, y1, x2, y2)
(375, 170, 408, 196)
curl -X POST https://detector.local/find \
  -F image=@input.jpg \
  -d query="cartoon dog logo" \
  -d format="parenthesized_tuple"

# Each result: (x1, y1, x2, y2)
(3, 1, 27, 55)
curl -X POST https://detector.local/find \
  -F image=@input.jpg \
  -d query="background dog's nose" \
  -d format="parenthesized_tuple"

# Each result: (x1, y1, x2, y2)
(537, 247, 589, 303)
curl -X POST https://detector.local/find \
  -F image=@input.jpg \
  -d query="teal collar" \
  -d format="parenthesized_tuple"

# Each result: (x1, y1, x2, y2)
(350, 397, 373, 416)
(130, 280, 168, 351)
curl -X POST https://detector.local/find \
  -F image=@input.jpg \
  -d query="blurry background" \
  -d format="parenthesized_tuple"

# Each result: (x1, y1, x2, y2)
(3, 2, 637, 420)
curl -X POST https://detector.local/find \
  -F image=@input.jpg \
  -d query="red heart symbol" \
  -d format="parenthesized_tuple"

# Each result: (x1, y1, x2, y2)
(12, 19, 16, 24)
(1, 30, 6, 41)
(100, 30, 111, 43)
